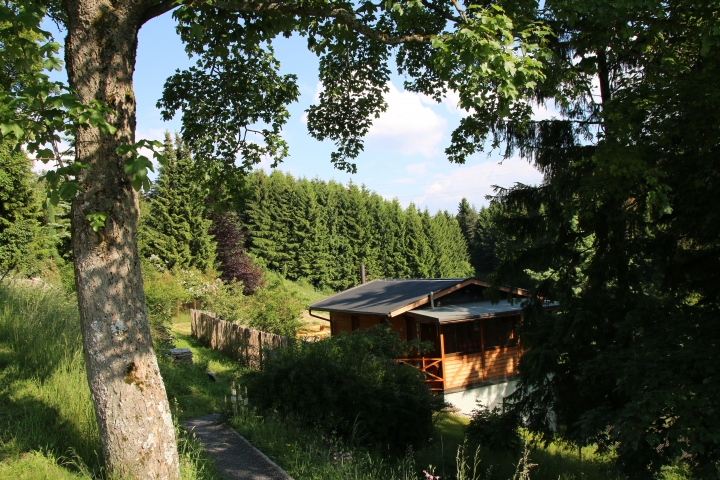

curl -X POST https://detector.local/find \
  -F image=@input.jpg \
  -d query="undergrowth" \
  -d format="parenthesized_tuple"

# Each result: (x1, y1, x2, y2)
(0, 282, 220, 479)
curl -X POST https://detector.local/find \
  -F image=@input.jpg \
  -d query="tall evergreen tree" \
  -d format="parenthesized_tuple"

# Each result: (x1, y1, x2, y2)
(472, 205, 500, 277)
(439, 211, 474, 277)
(404, 204, 433, 278)
(0, 144, 40, 279)
(457, 198, 478, 249)
(140, 133, 215, 271)
(240, 170, 475, 287)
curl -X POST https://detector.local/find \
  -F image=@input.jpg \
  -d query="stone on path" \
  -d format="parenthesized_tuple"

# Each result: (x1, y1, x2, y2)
(168, 348, 193, 363)
(184, 414, 293, 480)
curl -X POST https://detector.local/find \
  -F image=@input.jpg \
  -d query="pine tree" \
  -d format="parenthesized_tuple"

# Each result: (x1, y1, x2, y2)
(240, 171, 475, 286)
(441, 211, 474, 277)
(404, 204, 433, 278)
(292, 178, 331, 285)
(457, 198, 478, 245)
(140, 133, 215, 271)
(472, 205, 499, 277)
(0, 144, 41, 278)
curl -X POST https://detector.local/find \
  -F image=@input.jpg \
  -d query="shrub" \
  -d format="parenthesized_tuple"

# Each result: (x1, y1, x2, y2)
(243, 275, 303, 337)
(244, 324, 444, 452)
(464, 403, 522, 454)
(141, 259, 192, 327)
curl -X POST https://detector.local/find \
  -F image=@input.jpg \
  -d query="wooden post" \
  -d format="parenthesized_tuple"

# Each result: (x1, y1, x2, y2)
(480, 319, 486, 382)
(439, 325, 446, 391)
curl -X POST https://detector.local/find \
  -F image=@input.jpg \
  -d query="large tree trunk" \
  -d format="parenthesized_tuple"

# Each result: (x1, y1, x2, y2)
(65, 0, 180, 478)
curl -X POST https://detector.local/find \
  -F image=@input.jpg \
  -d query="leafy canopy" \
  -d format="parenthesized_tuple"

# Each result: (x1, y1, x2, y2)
(485, 0, 720, 476)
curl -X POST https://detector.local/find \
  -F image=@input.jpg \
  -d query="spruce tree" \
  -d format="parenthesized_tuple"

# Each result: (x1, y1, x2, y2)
(306, 178, 333, 288)
(404, 204, 433, 278)
(441, 211, 474, 277)
(141, 133, 215, 271)
(457, 198, 478, 251)
(472, 205, 499, 277)
(0, 144, 41, 278)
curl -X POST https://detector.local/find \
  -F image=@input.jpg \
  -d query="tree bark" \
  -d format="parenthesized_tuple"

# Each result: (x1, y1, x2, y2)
(64, 0, 180, 477)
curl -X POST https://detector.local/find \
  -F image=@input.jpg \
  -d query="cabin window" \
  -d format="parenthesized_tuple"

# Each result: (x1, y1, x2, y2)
(483, 315, 519, 348)
(351, 316, 360, 331)
(419, 322, 440, 357)
(443, 320, 481, 354)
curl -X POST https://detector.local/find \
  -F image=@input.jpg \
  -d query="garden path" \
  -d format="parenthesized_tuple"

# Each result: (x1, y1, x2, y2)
(185, 414, 293, 480)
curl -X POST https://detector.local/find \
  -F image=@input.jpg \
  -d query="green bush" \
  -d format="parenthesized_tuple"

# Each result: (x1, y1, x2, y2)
(141, 259, 192, 327)
(244, 324, 444, 453)
(464, 403, 522, 454)
(243, 275, 303, 337)
(199, 278, 245, 324)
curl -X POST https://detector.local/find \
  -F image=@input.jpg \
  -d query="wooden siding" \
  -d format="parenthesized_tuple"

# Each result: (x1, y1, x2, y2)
(388, 317, 406, 337)
(443, 346, 519, 389)
(444, 352, 484, 389)
(330, 312, 391, 334)
(483, 346, 519, 381)
(330, 312, 352, 334)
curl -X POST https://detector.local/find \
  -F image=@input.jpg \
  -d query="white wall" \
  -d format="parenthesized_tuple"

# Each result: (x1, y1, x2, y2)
(443, 380, 518, 416)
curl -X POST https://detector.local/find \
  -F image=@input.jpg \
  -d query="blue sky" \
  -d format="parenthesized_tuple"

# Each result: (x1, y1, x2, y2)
(48, 11, 547, 214)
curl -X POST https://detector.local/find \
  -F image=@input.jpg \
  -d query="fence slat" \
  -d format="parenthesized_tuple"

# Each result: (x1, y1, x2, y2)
(189, 309, 291, 368)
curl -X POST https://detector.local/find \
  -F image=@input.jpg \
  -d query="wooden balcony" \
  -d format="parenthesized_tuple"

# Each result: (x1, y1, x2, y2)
(396, 357, 444, 391)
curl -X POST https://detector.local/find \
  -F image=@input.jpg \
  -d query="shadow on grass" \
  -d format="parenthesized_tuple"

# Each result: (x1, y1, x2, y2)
(414, 413, 624, 480)
(0, 377, 102, 474)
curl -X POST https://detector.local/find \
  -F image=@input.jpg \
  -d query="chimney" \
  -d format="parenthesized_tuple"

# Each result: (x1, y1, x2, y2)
(361, 264, 366, 284)
(430, 291, 435, 308)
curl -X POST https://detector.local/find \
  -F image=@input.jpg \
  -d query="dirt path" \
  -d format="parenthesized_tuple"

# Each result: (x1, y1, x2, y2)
(184, 414, 293, 480)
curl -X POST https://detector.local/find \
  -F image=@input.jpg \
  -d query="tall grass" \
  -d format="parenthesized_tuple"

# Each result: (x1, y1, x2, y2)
(0, 282, 101, 473)
(0, 282, 219, 479)
(228, 404, 628, 480)
(229, 404, 420, 480)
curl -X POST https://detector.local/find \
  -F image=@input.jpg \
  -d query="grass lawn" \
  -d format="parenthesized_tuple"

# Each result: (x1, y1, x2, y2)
(162, 312, 246, 420)
(0, 284, 222, 479)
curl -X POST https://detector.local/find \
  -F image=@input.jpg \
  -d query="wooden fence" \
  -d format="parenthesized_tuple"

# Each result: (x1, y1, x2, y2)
(190, 309, 291, 368)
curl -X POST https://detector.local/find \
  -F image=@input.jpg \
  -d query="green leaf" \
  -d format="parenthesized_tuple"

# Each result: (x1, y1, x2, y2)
(58, 181, 83, 199)
(86, 212, 108, 232)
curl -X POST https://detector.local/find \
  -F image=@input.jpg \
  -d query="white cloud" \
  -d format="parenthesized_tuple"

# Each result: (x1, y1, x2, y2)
(406, 161, 432, 176)
(442, 89, 471, 117)
(366, 82, 447, 157)
(532, 102, 559, 121)
(300, 81, 448, 157)
(412, 157, 544, 209)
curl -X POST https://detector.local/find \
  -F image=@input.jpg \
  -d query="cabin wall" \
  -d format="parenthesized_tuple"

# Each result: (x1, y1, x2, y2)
(484, 346, 519, 381)
(443, 347, 520, 389)
(330, 312, 352, 334)
(443, 352, 483, 389)
(443, 346, 520, 389)
(329, 313, 398, 335)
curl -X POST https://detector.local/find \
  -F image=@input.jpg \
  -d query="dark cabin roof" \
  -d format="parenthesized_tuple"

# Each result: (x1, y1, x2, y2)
(406, 300, 559, 324)
(308, 279, 470, 317)
(407, 300, 523, 323)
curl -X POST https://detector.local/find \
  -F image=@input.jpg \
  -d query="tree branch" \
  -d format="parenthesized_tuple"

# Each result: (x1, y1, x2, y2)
(421, 0, 461, 25)
(210, 0, 434, 45)
(140, 0, 178, 25)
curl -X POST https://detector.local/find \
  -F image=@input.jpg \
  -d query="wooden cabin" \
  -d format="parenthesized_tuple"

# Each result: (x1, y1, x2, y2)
(309, 278, 558, 414)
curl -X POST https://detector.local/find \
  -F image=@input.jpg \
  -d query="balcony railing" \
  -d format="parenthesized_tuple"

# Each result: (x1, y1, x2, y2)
(396, 357, 443, 391)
